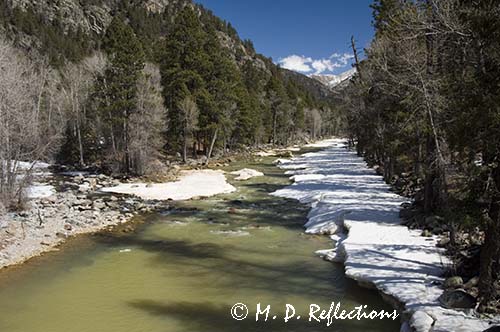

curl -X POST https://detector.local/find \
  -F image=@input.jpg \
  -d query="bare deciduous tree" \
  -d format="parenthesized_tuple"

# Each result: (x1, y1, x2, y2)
(60, 53, 106, 166)
(178, 96, 199, 164)
(129, 63, 166, 175)
(0, 37, 63, 210)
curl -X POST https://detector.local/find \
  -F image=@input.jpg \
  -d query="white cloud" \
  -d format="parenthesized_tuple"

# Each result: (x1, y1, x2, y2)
(278, 55, 313, 72)
(330, 53, 355, 66)
(278, 52, 354, 75)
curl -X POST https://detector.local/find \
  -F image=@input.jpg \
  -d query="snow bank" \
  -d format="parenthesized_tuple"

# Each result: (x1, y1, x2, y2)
(254, 146, 300, 157)
(16, 161, 50, 171)
(26, 184, 56, 199)
(1, 160, 50, 172)
(230, 168, 264, 181)
(101, 170, 236, 200)
(272, 138, 497, 332)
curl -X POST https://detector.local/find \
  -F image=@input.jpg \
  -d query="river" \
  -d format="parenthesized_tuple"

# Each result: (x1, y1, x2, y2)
(0, 151, 400, 332)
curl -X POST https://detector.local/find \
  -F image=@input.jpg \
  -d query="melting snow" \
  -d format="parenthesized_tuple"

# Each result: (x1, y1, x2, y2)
(26, 184, 55, 199)
(272, 138, 497, 332)
(230, 168, 264, 181)
(101, 170, 236, 201)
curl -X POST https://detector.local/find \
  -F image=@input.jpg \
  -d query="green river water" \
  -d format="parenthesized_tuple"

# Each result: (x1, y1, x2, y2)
(0, 154, 400, 332)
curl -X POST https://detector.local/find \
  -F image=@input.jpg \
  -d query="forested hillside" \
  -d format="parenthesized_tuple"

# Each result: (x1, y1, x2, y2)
(341, 0, 500, 313)
(0, 0, 340, 207)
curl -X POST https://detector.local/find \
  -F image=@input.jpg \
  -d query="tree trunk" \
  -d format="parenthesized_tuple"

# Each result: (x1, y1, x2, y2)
(76, 120, 84, 166)
(75, 97, 84, 167)
(424, 135, 436, 213)
(351, 36, 362, 80)
(123, 111, 130, 174)
(205, 128, 218, 165)
(183, 133, 188, 163)
(272, 110, 277, 145)
(479, 164, 500, 310)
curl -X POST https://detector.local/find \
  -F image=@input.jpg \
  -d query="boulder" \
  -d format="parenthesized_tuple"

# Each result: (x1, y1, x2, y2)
(438, 289, 476, 309)
(424, 215, 444, 229)
(275, 150, 293, 158)
(437, 237, 450, 248)
(78, 184, 91, 193)
(74, 175, 84, 183)
(73, 199, 91, 206)
(421, 229, 433, 237)
(106, 201, 119, 209)
(399, 207, 419, 220)
(409, 311, 434, 332)
(230, 168, 264, 181)
(93, 201, 106, 210)
(463, 276, 479, 289)
(444, 276, 464, 288)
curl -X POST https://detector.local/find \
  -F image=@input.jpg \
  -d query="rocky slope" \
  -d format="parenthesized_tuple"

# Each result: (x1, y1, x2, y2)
(0, 0, 332, 99)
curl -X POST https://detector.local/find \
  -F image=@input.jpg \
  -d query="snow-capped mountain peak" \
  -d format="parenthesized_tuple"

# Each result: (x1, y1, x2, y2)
(309, 68, 356, 89)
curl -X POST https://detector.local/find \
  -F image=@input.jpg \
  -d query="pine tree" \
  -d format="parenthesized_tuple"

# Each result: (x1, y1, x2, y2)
(100, 17, 145, 173)
(265, 68, 289, 145)
(160, 6, 207, 155)
(202, 27, 242, 157)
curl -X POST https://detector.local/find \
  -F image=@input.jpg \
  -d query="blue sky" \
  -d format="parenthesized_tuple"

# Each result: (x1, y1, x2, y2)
(194, 0, 375, 75)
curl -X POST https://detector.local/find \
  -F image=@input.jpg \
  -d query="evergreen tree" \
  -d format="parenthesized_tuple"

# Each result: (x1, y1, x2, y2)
(202, 27, 242, 156)
(100, 17, 145, 173)
(265, 68, 289, 145)
(160, 6, 207, 154)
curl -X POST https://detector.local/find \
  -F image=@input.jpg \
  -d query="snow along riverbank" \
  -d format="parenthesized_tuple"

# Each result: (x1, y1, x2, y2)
(101, 170, 236, 200)
(0, 170, 236, 269)
(272, 139, 498, 332)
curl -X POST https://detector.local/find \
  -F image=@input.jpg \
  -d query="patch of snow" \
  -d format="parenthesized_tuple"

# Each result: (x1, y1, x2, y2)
(254, 146, 299, 157)
(26, 184, 55, 199)
(230, 168, 264, 181)
(101, 170, 236, 201)
(1, 160, 50, 171)
(17, 161, 50, 171)
(272, 138, 498, 332)
(254, 151, 275, 157)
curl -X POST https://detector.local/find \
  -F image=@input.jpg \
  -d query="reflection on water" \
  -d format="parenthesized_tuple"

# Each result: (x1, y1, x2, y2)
(0, 155, 400, 332)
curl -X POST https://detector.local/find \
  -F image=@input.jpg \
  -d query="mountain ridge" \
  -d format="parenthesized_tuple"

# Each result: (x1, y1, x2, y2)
(0, 0, 332, 101)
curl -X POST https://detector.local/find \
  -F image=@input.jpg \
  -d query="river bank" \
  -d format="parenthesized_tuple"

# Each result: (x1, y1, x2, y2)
(0, 145, 298, 270)
(0, 169, 238, 270)
(272, 139, 500, 332)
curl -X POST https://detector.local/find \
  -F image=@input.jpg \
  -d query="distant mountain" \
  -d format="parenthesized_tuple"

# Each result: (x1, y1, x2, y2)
(309, 68, 356, 89)
(281, 68, 334, 101)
